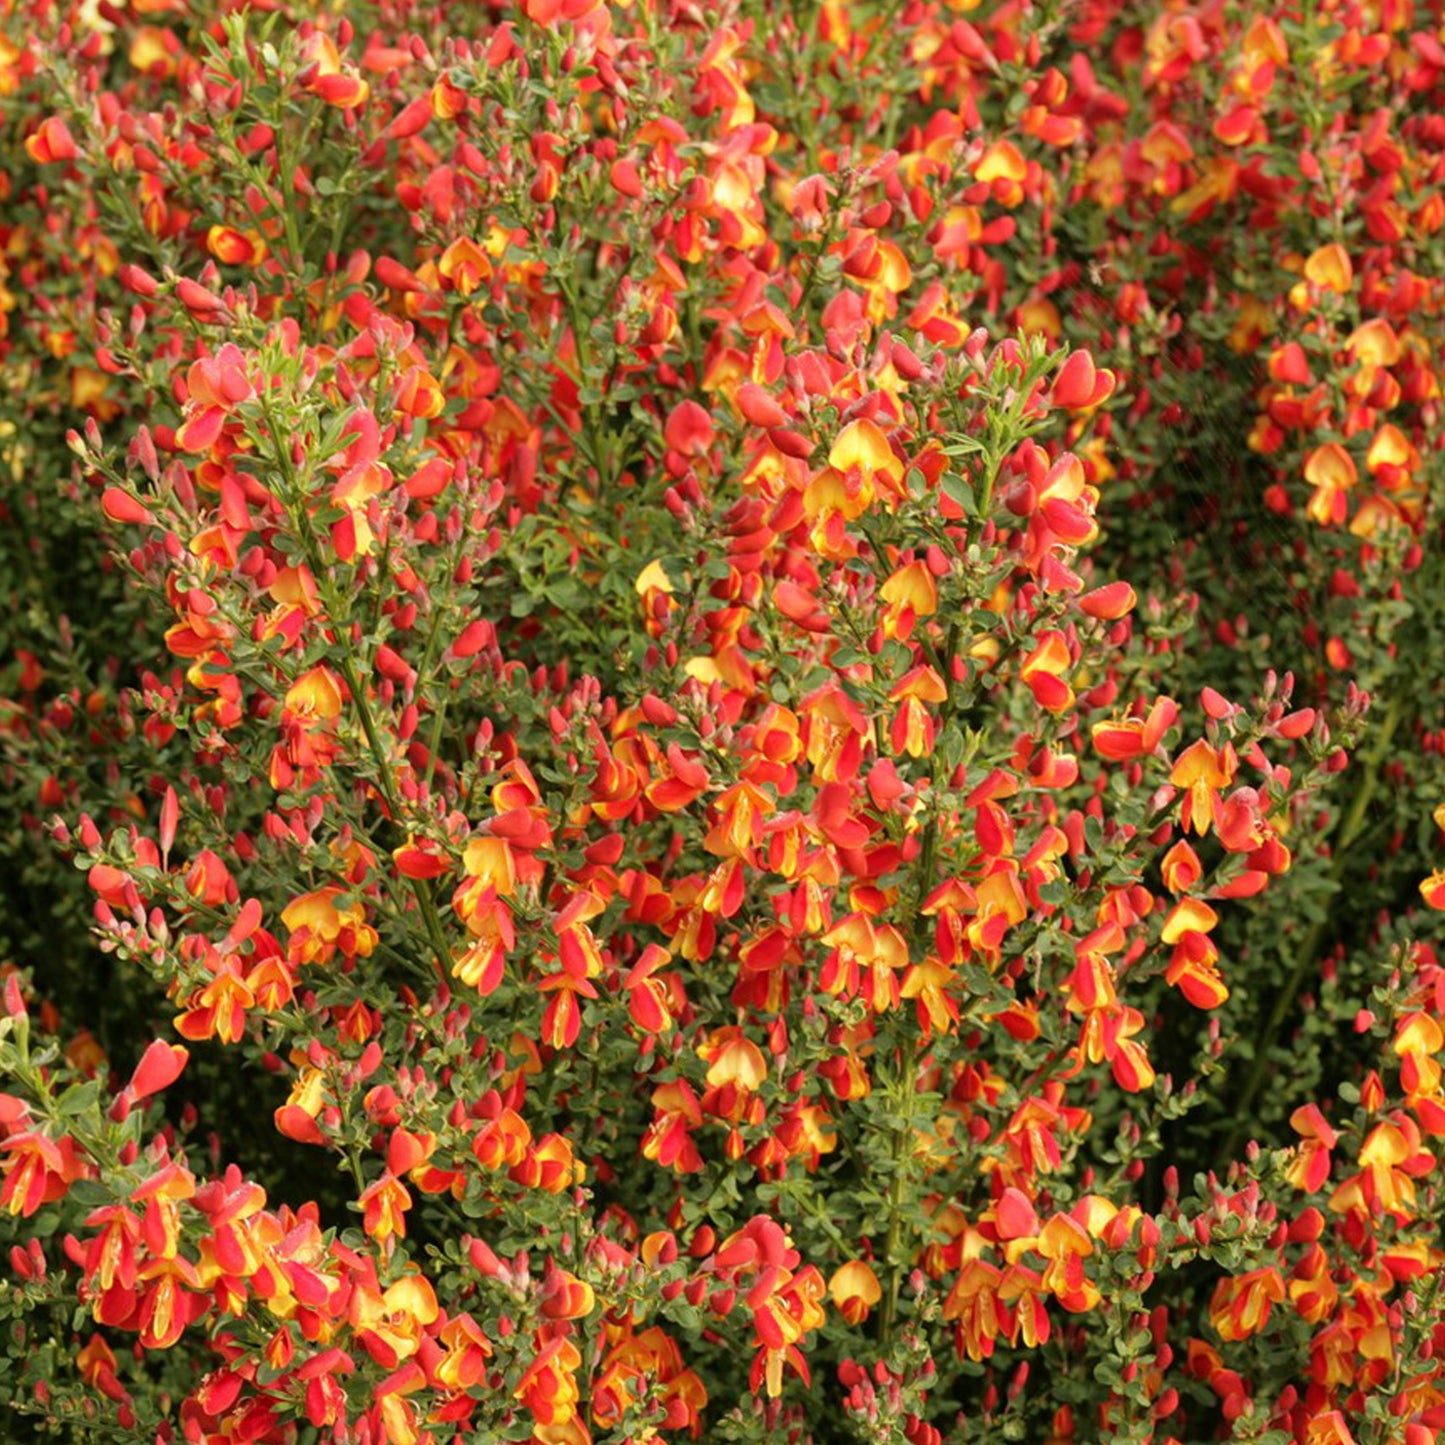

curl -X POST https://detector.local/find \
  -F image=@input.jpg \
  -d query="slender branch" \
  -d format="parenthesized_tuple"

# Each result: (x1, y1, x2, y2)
(877, 1036, 920, 1353)
(1219, 688, 1405, 1167)
(259, 389, 453, 981)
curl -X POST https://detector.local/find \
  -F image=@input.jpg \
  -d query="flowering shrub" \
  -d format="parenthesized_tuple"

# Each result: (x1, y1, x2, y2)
(3, 1, 1445, 1443)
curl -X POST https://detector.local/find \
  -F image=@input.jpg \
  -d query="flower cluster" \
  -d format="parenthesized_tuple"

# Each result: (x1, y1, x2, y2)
(2, 0, 1445, 1442)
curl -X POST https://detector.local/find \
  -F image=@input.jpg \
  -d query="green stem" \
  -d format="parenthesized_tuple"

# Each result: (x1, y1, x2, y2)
(418, 522, 473, 795)
(1371, 1268, 1445, 1444)
(259, 390, 453, 982)
(876, 617, 958, 1353)
(335, 647, 455, 980)
(877, 1037, 919, 1355)
(1219, 688, 1405, 1166)
(975, 438, 1005, 535)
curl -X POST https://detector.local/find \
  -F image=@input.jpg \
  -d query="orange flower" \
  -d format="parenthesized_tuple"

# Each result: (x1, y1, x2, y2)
(1347, 317, 1401, 368)
(1303, 443, 1358, 526)
(1329, 1116, 1435, 1218)
(281, 888, 378, 967)
(943, 1258, 1005, 1361)
(1160, 839, 1203, 893)
(641, 1081, 703, 1175)
(1209, 1267, 1285, 1341)
(1288, 1240, 1338, 1324)
(437, 236, 492, 297)
(174, 958, 255, 1045)
(1162, 898, 1228, 1007)
(592, 1325, 706, 1434)
(25, 115, 79, 164)
(1418, 869, 1445, 909)
(0, 1128, 89, 1217)
(1092, 696, 1178, 762)
(1395, 1012, 1445, 1121)
(829, 418, 903, 498)
(1107, 1008, 1156, 1093)
(698, 1026, 768, 1091)
(1305, 1412, 1357, 1445)
(274, 1065, 327, 1145)
(1020, 632, 1074, 713)
(1303, 242, 1353, 293)
(125, 1040, 189, 1102)
(351, 1272, 440, 1365)
(451, 888, 514, 995)
(515, 1132, 584, 1194)
(1052, 349, 1116, 410)
(134, 1255, 205, 1349)
(1036, 1213, 1098, 1312)
(625, 943, 677, 1033)
(434, 1313, 493, 1392)
(1286, 1105, 1338, 1192)
(751, 1265, 827, 1397)
(394, 365, 445, 420)
(968, 869, 1030, 965)
(206, 225, 268, 267)
(539, 1267, 596, 1320)
(820, 913, 911, 1011)
(359, 1173, 411, 1243)
(974, 139, 1027, 203)
(515, 1336, 583, 1427)
(879, 560, 938, 639)
(271, 666, 346, 786)
(889, 665, 948, 757)
(1169, 740, 1237, 835)
(472, 1105, 532, 1171)
(299, 32, 370, 109)
(828, 1261, 882, 1324)
(901, 956, 960, 1035)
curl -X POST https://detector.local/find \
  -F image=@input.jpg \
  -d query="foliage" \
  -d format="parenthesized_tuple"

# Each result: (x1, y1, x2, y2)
(2, 0, 1445, 1442)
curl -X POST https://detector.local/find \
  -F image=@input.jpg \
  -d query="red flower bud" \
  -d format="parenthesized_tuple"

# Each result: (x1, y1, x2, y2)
(610, 158, 643, 197)
(101, 487, 154, 525)
(737, 383, 788, 429)
(1052, 349, 1115, 409)
(128, 1040, 189, 1100)
(25, 116, 79, 164)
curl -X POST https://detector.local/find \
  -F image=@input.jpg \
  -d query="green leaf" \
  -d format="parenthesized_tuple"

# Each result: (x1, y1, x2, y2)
(56, 1080, 100, 1118)
(941, 472, 977, 515)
